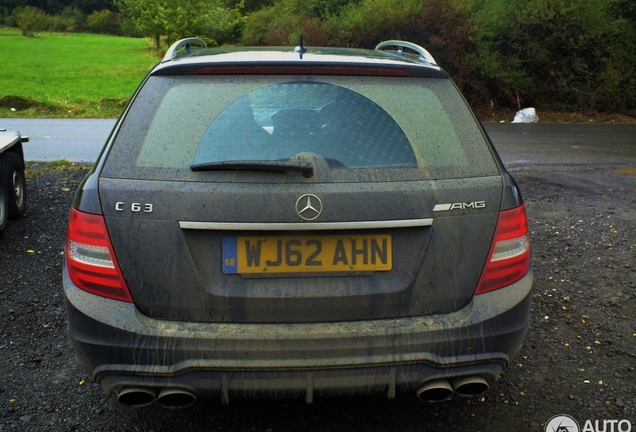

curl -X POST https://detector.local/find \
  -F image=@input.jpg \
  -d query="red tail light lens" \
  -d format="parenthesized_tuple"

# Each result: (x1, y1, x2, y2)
(66, 208, 133, 303)
(475, 204, 531, 295)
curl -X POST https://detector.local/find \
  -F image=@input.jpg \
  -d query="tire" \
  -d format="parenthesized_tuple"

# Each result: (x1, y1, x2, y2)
(0, 177, 7, 235)
(0, 152, 27, 219)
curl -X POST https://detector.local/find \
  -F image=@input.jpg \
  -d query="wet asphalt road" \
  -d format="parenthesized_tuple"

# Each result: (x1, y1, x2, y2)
(1, 119, 635, 166)
(0, 118, 115, 162)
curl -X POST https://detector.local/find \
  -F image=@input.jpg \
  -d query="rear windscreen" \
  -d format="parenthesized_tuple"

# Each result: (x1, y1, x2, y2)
(103, 75, 498, 181)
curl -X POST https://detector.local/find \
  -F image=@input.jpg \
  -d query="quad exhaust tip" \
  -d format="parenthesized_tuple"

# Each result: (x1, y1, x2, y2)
(117, 387, 158, 407)
(416, 376, 490, 402)
(117, 387, 197, 409)
(157, 388, 198, 409)
(451, 376, 490, 397)
(415, 379, 454, 402)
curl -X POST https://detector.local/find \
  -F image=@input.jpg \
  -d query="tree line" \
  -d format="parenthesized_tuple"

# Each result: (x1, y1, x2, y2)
(3, 0, 636, 113)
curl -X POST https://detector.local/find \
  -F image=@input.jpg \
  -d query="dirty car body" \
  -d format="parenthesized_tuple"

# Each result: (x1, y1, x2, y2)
(63, 39, 532, 408)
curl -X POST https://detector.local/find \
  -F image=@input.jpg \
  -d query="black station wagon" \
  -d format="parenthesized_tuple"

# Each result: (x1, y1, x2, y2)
(63, 38, 532, 408)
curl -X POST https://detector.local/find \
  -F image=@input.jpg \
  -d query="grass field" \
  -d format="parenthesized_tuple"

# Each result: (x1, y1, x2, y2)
(0, 29, 160, 118)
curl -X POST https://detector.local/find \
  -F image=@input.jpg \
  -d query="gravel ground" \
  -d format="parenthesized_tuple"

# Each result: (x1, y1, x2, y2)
(0, 161, 634, 432)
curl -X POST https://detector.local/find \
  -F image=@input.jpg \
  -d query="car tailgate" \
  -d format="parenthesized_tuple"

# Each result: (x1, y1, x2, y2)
(100, 176, 502, 323)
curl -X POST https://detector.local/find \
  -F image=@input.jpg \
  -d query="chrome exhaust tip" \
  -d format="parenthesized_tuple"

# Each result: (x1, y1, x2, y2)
(116, 387, 158, 407)
(451, 376, 490, 397)
(157, 388, 198, 409)
(415, 379, 454, 402)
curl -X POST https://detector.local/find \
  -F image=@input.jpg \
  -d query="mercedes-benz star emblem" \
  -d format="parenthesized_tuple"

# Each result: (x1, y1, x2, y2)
(295, 194, 323, 221)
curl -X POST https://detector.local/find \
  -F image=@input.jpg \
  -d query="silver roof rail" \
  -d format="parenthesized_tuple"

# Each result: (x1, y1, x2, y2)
(162, 38, 207, 63)
(375, 40, 437, 65)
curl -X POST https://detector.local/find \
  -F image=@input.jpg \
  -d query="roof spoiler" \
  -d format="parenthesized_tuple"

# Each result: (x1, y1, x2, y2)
(375, 40, 437, 65)
(162, 38, 207, 63)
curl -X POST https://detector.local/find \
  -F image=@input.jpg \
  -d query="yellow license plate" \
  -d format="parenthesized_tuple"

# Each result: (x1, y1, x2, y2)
(222, 234, 392, 274)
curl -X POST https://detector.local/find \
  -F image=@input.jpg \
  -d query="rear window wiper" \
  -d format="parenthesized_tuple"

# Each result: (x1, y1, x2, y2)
(190, 160, 314, 177)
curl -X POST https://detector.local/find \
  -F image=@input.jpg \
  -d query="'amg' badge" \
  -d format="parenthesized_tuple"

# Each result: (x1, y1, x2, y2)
(433, 201, 486, 212)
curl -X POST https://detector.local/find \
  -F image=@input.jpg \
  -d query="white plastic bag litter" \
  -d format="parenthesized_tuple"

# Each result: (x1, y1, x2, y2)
(512, 107, 539, 123)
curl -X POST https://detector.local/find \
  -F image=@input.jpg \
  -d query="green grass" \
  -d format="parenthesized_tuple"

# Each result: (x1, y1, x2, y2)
(0, 29, 160, 118)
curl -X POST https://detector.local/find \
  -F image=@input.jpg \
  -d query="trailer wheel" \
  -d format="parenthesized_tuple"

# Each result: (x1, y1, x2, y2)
(0, 152, 26, 219)
(0, 177, 7, 235)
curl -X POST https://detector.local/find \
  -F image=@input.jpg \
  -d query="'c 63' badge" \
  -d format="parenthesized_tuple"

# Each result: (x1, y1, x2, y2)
(115, 201, 154, 213)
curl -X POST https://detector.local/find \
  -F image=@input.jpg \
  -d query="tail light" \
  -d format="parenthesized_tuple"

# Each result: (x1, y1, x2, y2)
(475, 204, 531, 295)
(66, 208, 133, 303)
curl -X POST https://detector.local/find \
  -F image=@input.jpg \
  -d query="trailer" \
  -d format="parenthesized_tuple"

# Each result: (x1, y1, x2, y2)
(0, 129, 28, 235)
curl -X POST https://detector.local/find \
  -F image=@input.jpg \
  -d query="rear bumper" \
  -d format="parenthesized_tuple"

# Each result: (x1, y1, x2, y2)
(63, 267, 532, 401)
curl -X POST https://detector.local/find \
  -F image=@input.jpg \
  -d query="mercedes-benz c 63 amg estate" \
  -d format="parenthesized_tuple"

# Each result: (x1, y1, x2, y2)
(63, 38, 532, 408)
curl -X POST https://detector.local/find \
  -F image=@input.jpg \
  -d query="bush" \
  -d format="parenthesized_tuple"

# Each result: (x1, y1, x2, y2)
(48, 15, 77, 33)
(327, 0, 421, 47)
(4, 13, 17, 28)
(241, 0, 308, 45)
(241, 0, 277, 13)
(34, 7, 85, 33)
(326, 0, 510, 107)
(241, 0, 357, 46)
(86, 10, 120, 34)
(413, 0, 498, 106)
(479, 0, 636, 111)
(14, 6, 49, 37)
